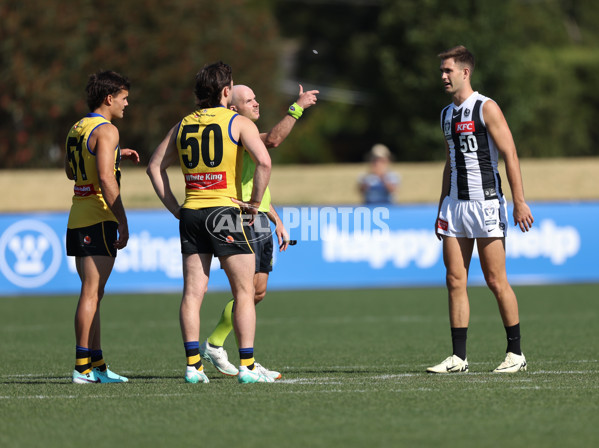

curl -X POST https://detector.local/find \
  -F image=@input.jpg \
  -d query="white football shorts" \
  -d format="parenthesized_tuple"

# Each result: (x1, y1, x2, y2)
(436, 195, 508, 238)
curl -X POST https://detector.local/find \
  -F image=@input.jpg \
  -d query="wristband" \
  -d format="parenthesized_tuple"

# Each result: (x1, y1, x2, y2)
(288, 102, 304, 119)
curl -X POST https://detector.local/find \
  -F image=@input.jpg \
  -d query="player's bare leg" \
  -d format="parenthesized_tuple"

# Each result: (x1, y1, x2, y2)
(221, 253, 256, 348)
(477, 237, 526, 372)
(444, 236, 474, 328)
(477, 237, 519, 326)
(73, 255, 113, 383)
(180, 253, 211, 342)
(249, 271, 281, 379)
(200, 271, 277, 378)
(254, 272, 269, 304)
(90, 309, 102, 351)
(180, 253, 211, 384)
(89, 266, 107, 354)
(221, 253, 273, 383)
(74, 256, 112, 349)
(427, 236, 473, 373)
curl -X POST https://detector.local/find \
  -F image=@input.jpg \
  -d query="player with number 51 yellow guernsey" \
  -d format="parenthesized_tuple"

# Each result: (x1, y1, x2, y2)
(65, 70, 139, 385)
(66, 114, 121, 228)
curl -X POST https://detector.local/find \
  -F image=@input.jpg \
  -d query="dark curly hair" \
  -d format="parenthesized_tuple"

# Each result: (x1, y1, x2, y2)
(194, 61, 233, 108)
(85, 70, 130, 112)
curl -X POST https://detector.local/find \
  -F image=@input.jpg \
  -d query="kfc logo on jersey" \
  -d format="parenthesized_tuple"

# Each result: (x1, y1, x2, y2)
(455, 121, 475, 133)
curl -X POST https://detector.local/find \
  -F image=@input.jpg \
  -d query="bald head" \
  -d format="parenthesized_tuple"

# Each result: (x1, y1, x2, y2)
(230, 85, 260, 121)
(231, 85, 251, 106)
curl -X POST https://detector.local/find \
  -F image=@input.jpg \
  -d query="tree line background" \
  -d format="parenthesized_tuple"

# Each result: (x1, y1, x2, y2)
(1, 0, 598, 168)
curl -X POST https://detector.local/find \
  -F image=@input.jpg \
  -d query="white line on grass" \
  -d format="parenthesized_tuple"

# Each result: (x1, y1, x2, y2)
(3, 380, 598, 401)
(257, 315, 450, 326)
(2, 365, 597, 381)
(0, 393, 193, 400)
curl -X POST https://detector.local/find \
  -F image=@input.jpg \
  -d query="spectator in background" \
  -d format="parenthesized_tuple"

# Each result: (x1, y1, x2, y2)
(358, 144, 400, 204)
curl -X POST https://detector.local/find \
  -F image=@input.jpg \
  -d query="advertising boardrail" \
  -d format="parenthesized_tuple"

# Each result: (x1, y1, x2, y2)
(0, 203, 596, 296)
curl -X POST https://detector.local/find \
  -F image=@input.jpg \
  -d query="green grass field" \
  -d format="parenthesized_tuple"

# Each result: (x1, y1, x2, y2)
(1, 284, 597, 448)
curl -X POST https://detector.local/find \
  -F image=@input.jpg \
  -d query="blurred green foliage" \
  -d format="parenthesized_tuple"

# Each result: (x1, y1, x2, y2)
(1, 0, 599, 167)
(0, 0, 283, 167)
(275, 0, 599, 162)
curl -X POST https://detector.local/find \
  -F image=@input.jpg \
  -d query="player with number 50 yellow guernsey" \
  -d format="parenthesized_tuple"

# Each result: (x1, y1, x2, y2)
(147, 62, 273, 384)
(177, 106, 244, 210)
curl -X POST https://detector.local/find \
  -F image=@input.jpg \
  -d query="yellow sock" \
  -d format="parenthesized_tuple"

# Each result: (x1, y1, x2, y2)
(75, 356, 92, 374)
(187, 354, 202, 369)
(207, 298, 234, 347)
(240, 357, 255, 368)
(239, 347, 255, 370)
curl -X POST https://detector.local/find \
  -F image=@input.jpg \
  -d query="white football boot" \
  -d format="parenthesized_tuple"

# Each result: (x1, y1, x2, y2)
(427, 355, 469, 373)
(254, 362, 282, 380)
(493, 352, 527, 373)
(237, 366, 275, 384)
(184, 366, 210, 384)
(199, 340, 239, 376)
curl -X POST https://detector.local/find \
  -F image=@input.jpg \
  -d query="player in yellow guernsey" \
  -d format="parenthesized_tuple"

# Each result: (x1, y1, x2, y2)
(198, 84, 319, 379)
(67, 114, 122, 228)
(177, 107, 244, 207)
(65, 70, 139, 384)
(147, 62, 273, 384)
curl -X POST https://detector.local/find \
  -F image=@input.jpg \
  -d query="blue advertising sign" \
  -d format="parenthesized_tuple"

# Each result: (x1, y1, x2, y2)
(0, 202, 597, 296)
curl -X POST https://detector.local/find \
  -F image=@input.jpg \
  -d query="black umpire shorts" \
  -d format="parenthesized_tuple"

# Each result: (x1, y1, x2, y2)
(246, 212, 274, 273)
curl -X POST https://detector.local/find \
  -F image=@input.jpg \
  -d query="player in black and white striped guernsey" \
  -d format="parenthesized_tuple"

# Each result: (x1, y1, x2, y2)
(440, 92, 502, 202)
(427, 46, 534, 374)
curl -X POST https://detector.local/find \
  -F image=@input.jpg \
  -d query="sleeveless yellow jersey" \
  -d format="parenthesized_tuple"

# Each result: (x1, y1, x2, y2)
(241, 150, 271, 213)
(177, 107, 244, 209)
(66, 113, 120, 229)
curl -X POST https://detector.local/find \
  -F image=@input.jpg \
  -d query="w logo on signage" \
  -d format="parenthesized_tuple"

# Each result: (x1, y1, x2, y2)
(0, 220, 62, 288)
(9, 234, 50, 275)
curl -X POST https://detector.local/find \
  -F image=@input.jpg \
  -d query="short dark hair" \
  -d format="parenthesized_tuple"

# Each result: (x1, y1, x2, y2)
(438, 45, 475, 72)
(194, 61, 233, 108)
(85, 70, 130, 112)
